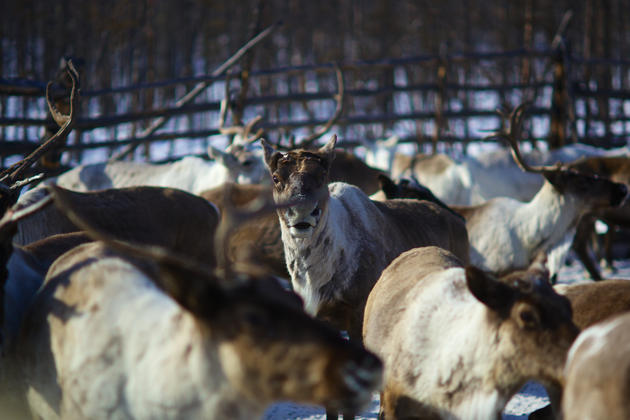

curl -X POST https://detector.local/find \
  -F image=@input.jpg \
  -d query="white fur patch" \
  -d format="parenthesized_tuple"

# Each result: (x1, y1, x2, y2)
(379, 268, 513, 419)
(20, 251, 259, 420)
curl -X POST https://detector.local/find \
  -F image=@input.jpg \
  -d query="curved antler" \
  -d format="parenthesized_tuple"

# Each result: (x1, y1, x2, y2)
(0, 60, 79, 211)
(298, 64, 344, 149)
(487, 103, 561, 174)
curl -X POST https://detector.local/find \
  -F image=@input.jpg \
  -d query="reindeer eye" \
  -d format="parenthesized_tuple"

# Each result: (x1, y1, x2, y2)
(519, 309, 539, 328)
(242, 160, 252, 167)
(272, 175, 279, 184)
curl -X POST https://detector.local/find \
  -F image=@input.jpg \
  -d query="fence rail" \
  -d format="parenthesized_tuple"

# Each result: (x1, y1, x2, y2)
(1, 47, 630, 166)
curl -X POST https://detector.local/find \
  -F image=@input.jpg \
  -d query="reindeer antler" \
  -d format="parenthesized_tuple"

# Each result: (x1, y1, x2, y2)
(298, 65, 344, 149)
(218, 71, 265, 145)
(0, 60, 79, 212)
(487, 103, 561, 174)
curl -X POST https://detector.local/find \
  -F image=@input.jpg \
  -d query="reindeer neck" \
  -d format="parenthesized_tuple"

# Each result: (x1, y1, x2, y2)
(280, 188, 366, 316)
(404, 272, 512, 418)
(515, 181, 581, 251)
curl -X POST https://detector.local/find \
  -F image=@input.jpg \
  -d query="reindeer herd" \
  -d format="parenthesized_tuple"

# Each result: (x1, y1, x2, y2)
(1, 62, 630, 420)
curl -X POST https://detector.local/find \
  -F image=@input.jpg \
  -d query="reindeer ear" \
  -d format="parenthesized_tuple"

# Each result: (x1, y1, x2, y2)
(465, 266, 515, 317)
(318, 134, 337, 161)
(208, 146, 238, 168)
(378, 174, 398, 199)
(260, 139, 280, 170)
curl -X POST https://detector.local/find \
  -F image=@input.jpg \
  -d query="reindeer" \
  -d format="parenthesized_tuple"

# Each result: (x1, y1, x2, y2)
(451, 105, 627, 277)
(261, 134, 469, 340)
(526, 278, 630, 420)
(363, 246, 579, 420)
(199, 161, 394, 280)
(3, 184, 383, 420)
(373, 174, 464, 219)
(563, 311, 630, 420)
(47, 142, 268, 194)
(2, 215, 92, 351)
(391, 140, 626, 207)
(14, 185, 221, 260)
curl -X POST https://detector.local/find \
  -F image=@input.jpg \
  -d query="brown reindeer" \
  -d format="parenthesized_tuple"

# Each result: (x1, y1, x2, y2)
(554, 279, 630, 329)
(528, 278, 630, 420)
(15, 185, 220, 265)
(364, 246, 578, 420)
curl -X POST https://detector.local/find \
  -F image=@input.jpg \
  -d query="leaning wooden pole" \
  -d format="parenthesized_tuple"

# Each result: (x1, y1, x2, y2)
(110, 21, 280, 161)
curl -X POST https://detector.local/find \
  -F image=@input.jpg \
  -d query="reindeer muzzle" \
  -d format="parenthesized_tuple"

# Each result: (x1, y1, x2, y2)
(285, 199, 321, 238)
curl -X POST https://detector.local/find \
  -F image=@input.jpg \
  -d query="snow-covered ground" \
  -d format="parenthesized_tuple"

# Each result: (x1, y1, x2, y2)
(263, 256, 630, 420)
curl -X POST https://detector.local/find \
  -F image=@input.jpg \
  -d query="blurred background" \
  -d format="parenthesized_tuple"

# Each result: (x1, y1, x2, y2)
(1, 0, 629, 166)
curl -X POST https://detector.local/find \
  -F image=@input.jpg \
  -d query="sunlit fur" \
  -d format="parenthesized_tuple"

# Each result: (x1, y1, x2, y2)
(8, 242, 382, 419)
(391, 144, 627, 206)
(563, 313, 630, 420)
(454, 170, 627, 276)
(364, 246, 578, 420)
(49, 144, 267, 194)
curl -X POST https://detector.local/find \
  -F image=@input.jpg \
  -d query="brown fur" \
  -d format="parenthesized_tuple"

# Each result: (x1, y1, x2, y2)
(555, 279, 630, 329)
(391, 153, 449, 178)
(330, 149, 386, 195)
(18, 185, 220, 266)
(199, 184, 288, 278)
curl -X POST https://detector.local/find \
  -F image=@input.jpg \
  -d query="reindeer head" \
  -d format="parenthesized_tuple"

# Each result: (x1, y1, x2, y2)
(261, 135, 336, 239)
(206, 274, 382, 412)
(208, 143, 268, 185)
(465, 256, 579, 392)
(491, 104, 627, 212)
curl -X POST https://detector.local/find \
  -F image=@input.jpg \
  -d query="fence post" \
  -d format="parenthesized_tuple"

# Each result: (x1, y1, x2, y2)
(433, 44, 448, 154)
(549, 44, 569, 149)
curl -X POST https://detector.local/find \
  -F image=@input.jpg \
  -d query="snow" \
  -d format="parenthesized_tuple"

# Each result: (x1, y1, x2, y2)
(263, 257, 630, 420)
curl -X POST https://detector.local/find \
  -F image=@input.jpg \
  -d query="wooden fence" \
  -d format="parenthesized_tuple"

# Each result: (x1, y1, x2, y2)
(1, 47, 630, 167)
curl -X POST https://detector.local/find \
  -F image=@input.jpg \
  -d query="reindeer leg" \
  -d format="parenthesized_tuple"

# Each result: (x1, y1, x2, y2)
(603, 226, 617, 273)
(573, 216, 602, 281)
(325, 409, 339, 419)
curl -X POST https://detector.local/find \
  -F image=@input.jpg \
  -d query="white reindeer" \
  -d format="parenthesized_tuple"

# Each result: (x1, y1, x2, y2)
(363, 246, 579, 420)
(452, 105, 627, 276)
(49, 142, 268, 194)
(392, 140, 629, 206)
